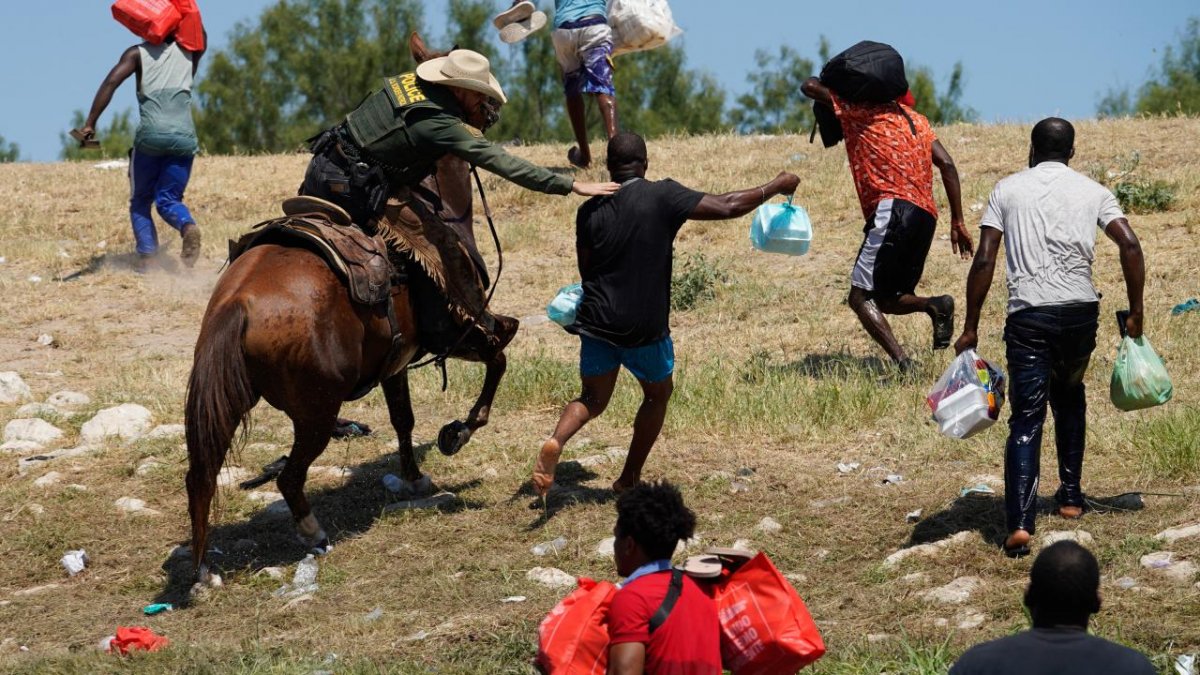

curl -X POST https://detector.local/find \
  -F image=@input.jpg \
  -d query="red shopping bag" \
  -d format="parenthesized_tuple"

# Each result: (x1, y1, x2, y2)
(171, 0, 205, 52)
(112, 0, 182, 45)
(709, 553, 825, 674)
(536, 577, 617, 675)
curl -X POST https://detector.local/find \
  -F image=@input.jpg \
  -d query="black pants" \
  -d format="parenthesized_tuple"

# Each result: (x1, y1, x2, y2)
(1003, 302, 1099, 533)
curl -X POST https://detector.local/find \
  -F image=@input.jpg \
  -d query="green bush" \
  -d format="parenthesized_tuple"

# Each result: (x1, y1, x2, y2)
(671, 253, 729, 311)
(1085, 151, 1176, 214)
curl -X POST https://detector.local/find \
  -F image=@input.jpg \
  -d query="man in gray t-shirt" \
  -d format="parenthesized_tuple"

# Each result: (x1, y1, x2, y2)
(953, 118, 1145, 556)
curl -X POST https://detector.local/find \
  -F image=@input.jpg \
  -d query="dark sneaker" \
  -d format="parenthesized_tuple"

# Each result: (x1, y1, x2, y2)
(180, 223, 202, 268)
(929, 295, 955, 350)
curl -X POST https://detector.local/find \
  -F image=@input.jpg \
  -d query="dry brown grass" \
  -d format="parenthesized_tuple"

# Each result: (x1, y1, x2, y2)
(0, 117, 1198, 673)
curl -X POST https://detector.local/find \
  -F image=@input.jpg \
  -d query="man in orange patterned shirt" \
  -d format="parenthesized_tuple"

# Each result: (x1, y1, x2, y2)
(802, 78, 973, 370)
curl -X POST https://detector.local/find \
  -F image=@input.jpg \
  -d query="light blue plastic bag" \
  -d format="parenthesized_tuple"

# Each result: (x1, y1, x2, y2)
(1111, 335, 1173, 411)
(750, 197, 813, 256)
(547, 283, 583, 327)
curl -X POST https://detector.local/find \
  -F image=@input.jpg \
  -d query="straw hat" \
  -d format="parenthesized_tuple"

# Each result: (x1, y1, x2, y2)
(416, 49, 507, 104)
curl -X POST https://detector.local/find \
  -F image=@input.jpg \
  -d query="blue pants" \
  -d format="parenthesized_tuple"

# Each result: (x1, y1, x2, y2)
(129, 148, 195, 255)
(1003, 303, 1098, 534)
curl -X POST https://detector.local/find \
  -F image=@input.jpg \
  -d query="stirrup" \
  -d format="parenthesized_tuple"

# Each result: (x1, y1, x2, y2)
(283, 196, 352, 227)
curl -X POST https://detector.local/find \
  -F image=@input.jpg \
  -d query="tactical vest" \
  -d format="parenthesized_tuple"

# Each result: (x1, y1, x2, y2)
(344, 72, 448, 185)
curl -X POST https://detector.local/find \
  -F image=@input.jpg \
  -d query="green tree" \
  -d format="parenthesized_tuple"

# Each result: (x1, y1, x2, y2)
(1136, 17, 1200, 115)
(60, 109, 135, 161)
(727, 45, 817, 134)
(909, 62, 977, 124)
(0, 134, 19, 163)
(490, 32, 567, 143)
(614, 44, 727, 138)
(195, 0, 426, 154)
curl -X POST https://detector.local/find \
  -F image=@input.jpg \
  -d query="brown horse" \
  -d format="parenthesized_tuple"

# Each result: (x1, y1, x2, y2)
(184, 33, 511, 585)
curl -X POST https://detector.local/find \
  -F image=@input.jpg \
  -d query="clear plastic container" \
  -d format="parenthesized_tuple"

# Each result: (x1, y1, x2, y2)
(547, 283, 583, 327)
(933, 384, 994, 439)
(750, 199, 813, 256)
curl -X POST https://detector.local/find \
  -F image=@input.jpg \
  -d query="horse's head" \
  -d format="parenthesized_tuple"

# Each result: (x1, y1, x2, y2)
(410, 31, 455, 64)
(408, 32, 474, 233)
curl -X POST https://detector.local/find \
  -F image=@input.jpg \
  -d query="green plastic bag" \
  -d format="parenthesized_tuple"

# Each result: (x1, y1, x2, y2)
(1110, 336, 1173, 411)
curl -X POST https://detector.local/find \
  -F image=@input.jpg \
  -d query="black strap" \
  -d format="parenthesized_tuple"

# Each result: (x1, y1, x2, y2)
(648, 568, 684, 634)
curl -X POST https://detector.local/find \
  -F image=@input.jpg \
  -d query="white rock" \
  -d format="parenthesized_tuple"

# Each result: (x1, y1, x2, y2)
(259, 567, 285, 580)
(13, 583, 60, 597)
(956, 608, 987, 629)
(902, 572, 929, 585)
(16, 446, 96, 474)
(575, 454, 610, 468)
(135, 457, 165, 476)
(755, 516, 783, 534)
(482, 467, 499, 479)
(501, 596, 527, 603)
(884, 531, 973, 567)
(906, 509, 923, 523)
(1114, 576, 1139, 590)
(27, 503, 45, 516)
(809, 496, 851, 509)
(1041, 530, 1094, 547)
(1140, 552, 1199, 583)
(146, 424, 185, 440)
(80, 404, 153, 443)
(527, 566, 576, 589)
(114, 496, 160, 516)
(47, 391, 90, 408)
(1156, 523, 1200, 544)
(217, 466, 251, 489)
(27, 276, 41, 283)
(3, 419, 63, 445)
(784, 573, 808, 585)
(16, 402, 59, 417)
(867, 633, 893, 644)
(247, 490, 283, 503)
(1, 440, 44, 454)
(0, 369, 33, 401)
(36, 334, 54, 347)
(836, 462, 860, 474)
(33, 471, 63, 487)
(923, 576, 982, 604)
(381, 492, 457, 512)
(532, 537, 568, 557)
(732, 539, 754, 551)
(595, 537, 616, 558)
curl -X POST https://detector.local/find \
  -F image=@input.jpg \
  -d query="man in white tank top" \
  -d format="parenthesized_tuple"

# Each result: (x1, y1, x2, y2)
(78, 31, 206, 272)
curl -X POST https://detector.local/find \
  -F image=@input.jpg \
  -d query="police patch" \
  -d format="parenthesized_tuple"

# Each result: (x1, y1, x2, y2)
(461, 123, 484, 139)
(384, 72, 428, 108)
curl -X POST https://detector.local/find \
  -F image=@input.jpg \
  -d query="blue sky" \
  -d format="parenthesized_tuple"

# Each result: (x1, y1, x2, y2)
(0, 0, 1194, 162)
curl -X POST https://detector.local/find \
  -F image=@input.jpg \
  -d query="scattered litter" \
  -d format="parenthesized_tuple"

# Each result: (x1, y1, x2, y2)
(1115, 576, 1139, 590)
(1176, 654, 1196, 675)
(1171, 298, 1200, 316)
(60, 549, 88, 576)
(106, 626, 168, 654)
(881, 474, 903, 485)
(1140, 552, 1199, 583)
(258, 567, 284, 580)
(501, 596, 527, 603)
(363, 607, 383, 622)
(531, 536, 568, 556)
(960, 483, 996, 497)
(381, 473, 403, 493)
(906, 509, 923, 523)
(755, 516, 783, 534)
(527, 566, 576, 589)
(835, 462, 860, 474)
(142, 603, 173, 616)
(93, 159, 130, 170)
(274, 554, 320, 599)
(36, 334, 55, 347)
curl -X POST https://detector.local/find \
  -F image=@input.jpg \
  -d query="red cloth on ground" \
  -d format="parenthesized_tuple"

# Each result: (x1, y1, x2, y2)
(608, 571, 722, 675)
(109, 626, 169, 654)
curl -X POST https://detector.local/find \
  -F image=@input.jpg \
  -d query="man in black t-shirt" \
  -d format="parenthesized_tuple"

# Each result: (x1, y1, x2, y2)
(532, 132, 800, 496)
(950, 541, 1155, 675)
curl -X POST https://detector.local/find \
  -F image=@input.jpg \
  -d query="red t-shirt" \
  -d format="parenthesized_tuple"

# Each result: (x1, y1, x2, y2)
(830, 93, 939, 221)
(608, 571, 722, 675)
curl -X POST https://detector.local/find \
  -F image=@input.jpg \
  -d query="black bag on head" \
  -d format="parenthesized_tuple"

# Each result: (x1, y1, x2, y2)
(810, 40, 910, 147)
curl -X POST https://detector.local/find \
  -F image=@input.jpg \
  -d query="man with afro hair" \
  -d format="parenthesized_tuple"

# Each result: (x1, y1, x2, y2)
(607, 481, 721, 674)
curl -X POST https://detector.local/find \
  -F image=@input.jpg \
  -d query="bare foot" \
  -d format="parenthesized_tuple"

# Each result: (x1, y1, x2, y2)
(1057, 505, 1083, 519)
(532, 438, 562, 497)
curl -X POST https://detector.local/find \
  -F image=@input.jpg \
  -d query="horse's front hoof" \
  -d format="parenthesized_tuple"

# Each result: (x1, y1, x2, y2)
(438, 420, 472, 456)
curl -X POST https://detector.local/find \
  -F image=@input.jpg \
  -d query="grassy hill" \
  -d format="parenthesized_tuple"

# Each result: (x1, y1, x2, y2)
(0, 117, 1197, 672)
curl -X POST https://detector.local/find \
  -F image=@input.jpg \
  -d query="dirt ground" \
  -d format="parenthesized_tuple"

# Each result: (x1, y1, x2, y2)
(0, 118, 1198, 673)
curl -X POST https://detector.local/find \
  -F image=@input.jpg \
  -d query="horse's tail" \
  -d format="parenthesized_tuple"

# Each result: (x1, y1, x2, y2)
(184, 300, 255, 574)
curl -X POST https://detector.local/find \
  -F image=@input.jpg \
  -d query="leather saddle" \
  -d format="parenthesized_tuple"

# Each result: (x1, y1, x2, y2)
(229, 196, 397, 306)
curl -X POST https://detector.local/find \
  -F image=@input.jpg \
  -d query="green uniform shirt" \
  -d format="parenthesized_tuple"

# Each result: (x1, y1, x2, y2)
(345, 73, 573, 195)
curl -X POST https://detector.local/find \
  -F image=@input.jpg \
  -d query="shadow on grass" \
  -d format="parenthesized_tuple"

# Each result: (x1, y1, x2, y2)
(770, 352, 893, 380)
(509, 459, 615, 531)
(908, 491, 1145, 550)
(157, 442, 486, 605)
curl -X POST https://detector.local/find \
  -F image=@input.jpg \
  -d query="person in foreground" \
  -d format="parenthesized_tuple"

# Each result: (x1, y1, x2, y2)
(949, 541, 1155, 674)
(531, 132, 800, 495)
(607, 481, 721, 675)
(801, 76, 972, 370)
(79, 31, 206, 272)
(954, 118, 1145, 557)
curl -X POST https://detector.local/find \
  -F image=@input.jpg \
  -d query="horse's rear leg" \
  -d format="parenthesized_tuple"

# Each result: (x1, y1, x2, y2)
(383, 373, 433, 496)
(278, 410, 338, 554)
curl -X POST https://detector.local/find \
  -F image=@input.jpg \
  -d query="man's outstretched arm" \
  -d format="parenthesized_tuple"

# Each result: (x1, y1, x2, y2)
(953, 227, 1002, 354)
(689, 172, 800, 221)
(1105, 217, 1145, 338)
(932, 140, 973, 259)
(81, 46, 139, 138)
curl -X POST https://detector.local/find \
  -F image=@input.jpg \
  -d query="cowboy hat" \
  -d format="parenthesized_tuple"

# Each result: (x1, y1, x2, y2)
(416, 49, 507, 104)
(498, 11, 548, 44)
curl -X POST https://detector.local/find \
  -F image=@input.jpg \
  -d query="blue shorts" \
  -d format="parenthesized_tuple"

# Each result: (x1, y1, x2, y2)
(580, 335, 674, 384)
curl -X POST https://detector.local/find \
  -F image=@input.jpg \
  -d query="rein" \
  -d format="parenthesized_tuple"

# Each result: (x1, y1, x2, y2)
(407, 165, 504, 390)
